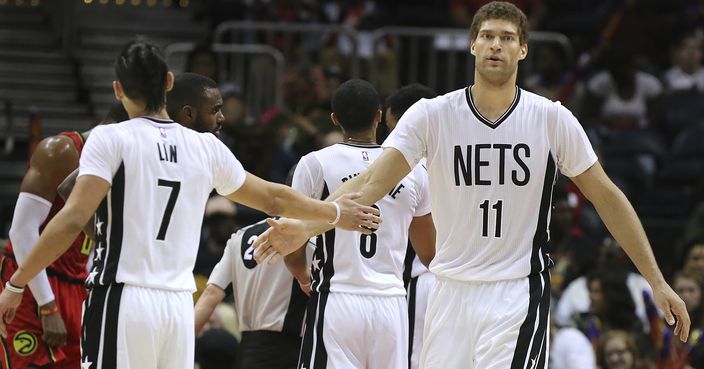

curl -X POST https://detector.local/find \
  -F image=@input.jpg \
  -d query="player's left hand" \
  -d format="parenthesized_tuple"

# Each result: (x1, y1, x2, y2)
(653, 282, 690, 342)
(0, 288, 24, 338)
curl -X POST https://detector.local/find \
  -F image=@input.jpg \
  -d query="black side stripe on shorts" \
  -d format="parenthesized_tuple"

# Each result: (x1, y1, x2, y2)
(99, 162, 126, 286)
(299, 292, 330, 369)
(407, 276, 419, 368)
(82, 283, 125, 369)
(510, 154, 556, 369)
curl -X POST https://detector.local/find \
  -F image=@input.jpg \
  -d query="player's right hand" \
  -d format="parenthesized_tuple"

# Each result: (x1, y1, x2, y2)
(333, 192, 381, 234)
(0, 287, 23, 338)
(253, 218, 309, 264)
(40, 304, 67, 348)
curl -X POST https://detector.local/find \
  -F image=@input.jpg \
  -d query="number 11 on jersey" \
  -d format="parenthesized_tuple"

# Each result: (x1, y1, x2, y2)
(479, 200, 503, 238)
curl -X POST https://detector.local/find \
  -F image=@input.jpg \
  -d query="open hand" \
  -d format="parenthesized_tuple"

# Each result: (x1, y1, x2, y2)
(654, 283, 690, 342)
(0, 288, 24, 338)
(253, 218, 308, 264)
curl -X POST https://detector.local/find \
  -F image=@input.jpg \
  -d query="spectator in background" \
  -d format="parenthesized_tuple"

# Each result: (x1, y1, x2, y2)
(599, 330, 647, 369)
(555, 237, 655, 331)
(523, 44, 584, 115)
(195, 328, 240, 369)
(195, 196, 238, 279)
(448, 0, 545, 28)
(682, 240, 704, 279)
(663, 31, 704, 94)
(672, 270, 704, 331)
(550, 322, 596, 369)
(584, 47, 663, 132)
(186, 44, 220, 83)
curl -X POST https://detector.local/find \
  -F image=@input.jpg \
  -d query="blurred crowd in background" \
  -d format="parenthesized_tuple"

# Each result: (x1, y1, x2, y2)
(2, 1, 704, 368)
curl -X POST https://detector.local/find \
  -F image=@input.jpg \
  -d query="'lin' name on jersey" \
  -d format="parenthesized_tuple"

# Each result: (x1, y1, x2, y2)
(157, 143, 178, 163)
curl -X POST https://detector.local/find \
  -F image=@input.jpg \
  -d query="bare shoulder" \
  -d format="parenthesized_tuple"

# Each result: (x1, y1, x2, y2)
(33, 135, 79, 163)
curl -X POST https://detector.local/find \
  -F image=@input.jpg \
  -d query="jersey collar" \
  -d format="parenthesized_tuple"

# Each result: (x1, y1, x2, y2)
(465, 85, 521, 129)
(141, 116, 176, 124)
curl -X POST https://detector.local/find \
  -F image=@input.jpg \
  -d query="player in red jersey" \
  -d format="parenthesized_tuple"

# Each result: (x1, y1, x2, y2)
(1, 104, 128, 369)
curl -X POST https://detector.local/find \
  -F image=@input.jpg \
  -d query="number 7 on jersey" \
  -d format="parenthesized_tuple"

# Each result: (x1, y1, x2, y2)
(156, 179, 181, 241)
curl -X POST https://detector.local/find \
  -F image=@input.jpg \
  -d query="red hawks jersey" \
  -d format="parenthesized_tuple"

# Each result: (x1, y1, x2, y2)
(4, 131, 92, 281)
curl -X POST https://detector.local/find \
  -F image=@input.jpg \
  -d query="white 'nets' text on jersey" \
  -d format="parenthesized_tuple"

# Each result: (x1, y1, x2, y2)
(383, 87, 597, 282)
(79, 117, 246, 291)
(293, 143, 431, 296)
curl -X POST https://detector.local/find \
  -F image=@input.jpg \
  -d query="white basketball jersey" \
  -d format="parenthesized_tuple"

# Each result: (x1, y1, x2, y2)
(79, 117, 246, 291)
(384, 87, 597, 282)
(293, 143, 431, 296)
(208, 220, 311, 335)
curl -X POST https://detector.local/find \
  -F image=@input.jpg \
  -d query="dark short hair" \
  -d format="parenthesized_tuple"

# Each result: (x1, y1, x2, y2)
(166, 72, 219, 118)
(469, 1, 529, 45)
(115, 38, 169, 112)
(331, 79, 380, 133)
(385, 83, 436, 121)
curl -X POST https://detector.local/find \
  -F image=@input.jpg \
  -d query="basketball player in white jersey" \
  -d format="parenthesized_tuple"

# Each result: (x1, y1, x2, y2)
(195, 215, 312, 369)
(385, 83, 437, 369)
(253, 2, 689, 368)
(283, 79, 435, 369)
(0, 39, 379, 369)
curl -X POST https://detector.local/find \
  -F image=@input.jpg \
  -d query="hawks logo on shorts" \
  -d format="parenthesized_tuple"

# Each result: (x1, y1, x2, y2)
(12, 331, 37, 356)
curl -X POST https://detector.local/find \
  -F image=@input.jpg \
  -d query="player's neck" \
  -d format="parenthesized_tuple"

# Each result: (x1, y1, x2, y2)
(343, 133, 377, 145)
(470, 75, 518, 121)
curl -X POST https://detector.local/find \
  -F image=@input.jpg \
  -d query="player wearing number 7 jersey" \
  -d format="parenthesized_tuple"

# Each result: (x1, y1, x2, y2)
(284, 79, 436, 369)
(0, 39, 379, 369)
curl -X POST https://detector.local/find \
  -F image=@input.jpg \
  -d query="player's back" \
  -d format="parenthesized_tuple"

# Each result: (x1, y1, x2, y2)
(210, 220, 310, 335)
(293, 143, 430, 296)
(83, 117, 245, 291)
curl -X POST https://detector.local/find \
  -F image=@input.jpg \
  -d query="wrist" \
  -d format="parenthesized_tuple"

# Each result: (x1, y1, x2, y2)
(5, 280, 25, 294)
(327, 201, 341, 225)
(39, 303, 59, 316)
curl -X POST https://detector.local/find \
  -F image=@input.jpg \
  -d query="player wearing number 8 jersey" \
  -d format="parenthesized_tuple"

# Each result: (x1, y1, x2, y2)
(0, 39, 379, 369)
(284, 79, 435, 369)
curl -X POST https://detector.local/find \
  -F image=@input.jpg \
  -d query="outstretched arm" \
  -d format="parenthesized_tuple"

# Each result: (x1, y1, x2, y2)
(571, 161, 690, 341)
(225, 172, 380, 232)
(253, 148, 412, 261)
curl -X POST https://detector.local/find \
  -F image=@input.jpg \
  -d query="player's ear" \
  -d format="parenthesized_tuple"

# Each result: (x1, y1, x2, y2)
(470, 40, 476, 56)
(165, 72, 175, 92)
(113, 81, 124, 101)
(374, 109, 382, 124)
(330, 112, 341, 128)
(182, 105, 194, 120)
(519, 43, 528, 61)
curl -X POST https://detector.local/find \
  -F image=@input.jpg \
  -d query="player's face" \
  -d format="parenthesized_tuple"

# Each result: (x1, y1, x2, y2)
(193, 88, 225, 133)
(471, 19, 527, 83)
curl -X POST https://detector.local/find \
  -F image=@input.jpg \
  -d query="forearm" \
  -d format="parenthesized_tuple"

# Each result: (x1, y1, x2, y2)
(299, 170, 391, 238)
(591, 186, 665, 286)
(269, 184, 336, 223)
(194, 284, 225, 335)
(8, 193, 56, 305)
(11, 207, 88, 288)
(284, 245, 309, 283)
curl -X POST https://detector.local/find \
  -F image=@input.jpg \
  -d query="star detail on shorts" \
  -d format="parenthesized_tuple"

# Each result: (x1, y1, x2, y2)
(95, 243, 105, 261)
(311, 258, 320, 271)
(81, 357, 92, 369)
(95, 218, 104, 236)
(86, 270, 98, 286)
